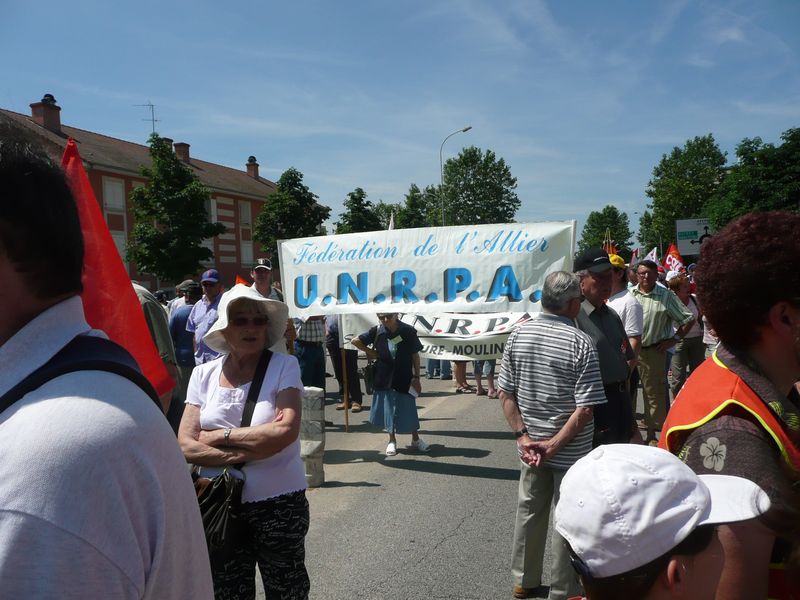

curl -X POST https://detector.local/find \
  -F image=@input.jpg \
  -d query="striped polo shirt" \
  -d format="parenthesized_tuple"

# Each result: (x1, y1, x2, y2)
(498, 312, 606, 470)
(631, 284, 694, 346)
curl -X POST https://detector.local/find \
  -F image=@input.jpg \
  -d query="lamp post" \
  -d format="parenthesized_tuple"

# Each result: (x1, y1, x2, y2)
(439, 126, 472, 226)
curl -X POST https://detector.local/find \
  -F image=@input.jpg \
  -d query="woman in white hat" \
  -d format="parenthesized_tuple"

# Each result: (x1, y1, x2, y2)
(179, 284, 309, 599)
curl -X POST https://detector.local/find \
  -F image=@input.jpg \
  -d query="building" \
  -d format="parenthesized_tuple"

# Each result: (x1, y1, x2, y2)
(0, 93, 277, 290)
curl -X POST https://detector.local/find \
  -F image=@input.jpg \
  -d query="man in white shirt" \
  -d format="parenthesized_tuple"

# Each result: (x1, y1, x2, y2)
(0, 125, 213, 599)
(607, 254, 643, 415)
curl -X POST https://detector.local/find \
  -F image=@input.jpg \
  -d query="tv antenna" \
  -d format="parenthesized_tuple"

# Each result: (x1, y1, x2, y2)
(135, 101, 160, 133)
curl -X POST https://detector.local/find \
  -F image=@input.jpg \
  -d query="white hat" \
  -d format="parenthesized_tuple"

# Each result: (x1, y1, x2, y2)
(203, 284, 288, 354)
(666, 270, 682, 282)
(554, 444, 771, 579)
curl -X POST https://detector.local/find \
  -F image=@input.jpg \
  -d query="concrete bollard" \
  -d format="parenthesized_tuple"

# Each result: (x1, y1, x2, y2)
(300, 386, 325, 487)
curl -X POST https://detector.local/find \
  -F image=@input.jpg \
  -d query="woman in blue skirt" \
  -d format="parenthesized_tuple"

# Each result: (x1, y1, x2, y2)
(351, 313, 429, 456)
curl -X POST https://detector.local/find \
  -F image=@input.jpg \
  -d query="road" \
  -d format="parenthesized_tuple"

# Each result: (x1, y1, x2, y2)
(299, 369, 555, 600)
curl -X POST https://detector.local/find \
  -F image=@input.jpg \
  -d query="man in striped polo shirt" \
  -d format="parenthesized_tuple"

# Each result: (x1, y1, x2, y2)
(499, 271, 606, 600)
(631, 259, 694, 443)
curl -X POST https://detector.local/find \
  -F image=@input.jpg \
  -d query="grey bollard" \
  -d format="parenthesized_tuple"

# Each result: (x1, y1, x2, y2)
(300, 386, 325, 487)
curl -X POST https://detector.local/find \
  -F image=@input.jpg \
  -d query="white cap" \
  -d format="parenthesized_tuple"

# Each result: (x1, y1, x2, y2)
(554, 444, 771, 579)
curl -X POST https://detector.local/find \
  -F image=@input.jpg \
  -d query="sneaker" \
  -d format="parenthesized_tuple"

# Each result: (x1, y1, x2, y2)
(410, 438, 430, 452)
(350, 402, 362, 413)
(385, 442, 397, 456)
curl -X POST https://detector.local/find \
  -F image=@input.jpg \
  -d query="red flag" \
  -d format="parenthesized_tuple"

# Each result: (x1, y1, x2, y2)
(235, 274, 249, 286)
(662, 243, 685, 273)
(61, 139, 173, 397)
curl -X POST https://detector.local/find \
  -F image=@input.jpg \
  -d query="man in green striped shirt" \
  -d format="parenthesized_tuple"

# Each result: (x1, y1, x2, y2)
(631, 259, 694, 442)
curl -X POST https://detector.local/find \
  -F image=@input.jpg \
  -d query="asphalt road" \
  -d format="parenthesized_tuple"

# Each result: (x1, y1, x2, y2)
(252, 361, 648, 599)
(299, 367, 554, 600)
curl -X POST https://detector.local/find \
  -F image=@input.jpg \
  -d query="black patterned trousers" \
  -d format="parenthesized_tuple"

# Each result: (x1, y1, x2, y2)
(212, 490, 310, 600)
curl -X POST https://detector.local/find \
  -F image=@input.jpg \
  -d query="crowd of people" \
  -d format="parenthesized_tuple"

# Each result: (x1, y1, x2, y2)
(1, 121, 798, 600)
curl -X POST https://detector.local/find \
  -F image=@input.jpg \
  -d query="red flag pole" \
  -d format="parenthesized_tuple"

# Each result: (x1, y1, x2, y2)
(61, 139, 174, 397)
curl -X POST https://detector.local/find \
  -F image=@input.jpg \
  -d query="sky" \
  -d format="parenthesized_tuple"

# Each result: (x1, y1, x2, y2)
(2, 1, 799, 242)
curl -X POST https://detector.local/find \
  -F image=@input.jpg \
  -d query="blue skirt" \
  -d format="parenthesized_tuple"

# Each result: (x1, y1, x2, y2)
(369, 389, 420, 434)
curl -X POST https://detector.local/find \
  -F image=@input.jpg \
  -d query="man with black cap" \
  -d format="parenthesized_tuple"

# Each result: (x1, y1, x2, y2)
(250, 257, 281, 300)
(251, 258, 296, 353)
(574, 248, 637, 445)
(186, 268, 223, 365)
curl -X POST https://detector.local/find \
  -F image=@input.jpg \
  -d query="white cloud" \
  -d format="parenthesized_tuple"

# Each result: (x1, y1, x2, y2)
(685, 54, 715, 68)
(733, 99, 800, 118)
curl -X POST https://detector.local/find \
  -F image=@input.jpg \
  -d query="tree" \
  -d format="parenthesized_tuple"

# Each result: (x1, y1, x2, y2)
(705, 128, 800, 228)
(253, 167, 330, 256)
(441, 146, 520, 225)
(371, 200, 400, 229)
(335, 187, 382, 233)
(577, 205, 633, 255)
(396, 184, 438, 229)
(637, 210, 661, 254)
(127, 133, 226, 282)
(645, 134, 727, 245)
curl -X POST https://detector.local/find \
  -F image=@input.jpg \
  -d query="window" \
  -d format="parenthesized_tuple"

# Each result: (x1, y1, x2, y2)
(240, 240, 253, 266)
(239, 201, 252, 226)
(102, 177, 125, 211)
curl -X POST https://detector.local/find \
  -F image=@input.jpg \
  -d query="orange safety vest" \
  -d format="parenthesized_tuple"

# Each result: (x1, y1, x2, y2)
(660, 351, 800, 600)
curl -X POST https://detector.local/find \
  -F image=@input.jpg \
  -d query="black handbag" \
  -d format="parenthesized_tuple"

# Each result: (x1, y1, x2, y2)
(361, 361, 375, 395)
(194, 349, 272, 565)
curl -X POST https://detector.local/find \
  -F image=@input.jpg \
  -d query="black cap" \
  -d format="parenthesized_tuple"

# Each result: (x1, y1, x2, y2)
(253, 258, 272, 271)
(574, 248, 612, 273)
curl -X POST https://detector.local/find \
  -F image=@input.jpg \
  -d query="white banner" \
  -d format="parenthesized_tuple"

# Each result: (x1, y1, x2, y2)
(340, 312, 530, 360)
(278, 221, 575, 317)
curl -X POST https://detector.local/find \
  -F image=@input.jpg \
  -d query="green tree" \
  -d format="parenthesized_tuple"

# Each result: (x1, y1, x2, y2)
(253, 167, 330, 256)
(127, 133, 225, 281)
(441, 146, 520, 225)
(705, 128, 800, 228)
(371, 200, 400, 229)
(577, 205, 633, 255)
(637, 210, 661, 254)
(645, 134, 727, 245)
(335, 187, 382, 233)
(396, 184, 438, 229)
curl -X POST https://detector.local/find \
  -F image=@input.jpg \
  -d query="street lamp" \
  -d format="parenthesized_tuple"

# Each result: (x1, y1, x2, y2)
(439, 126, 472, 226)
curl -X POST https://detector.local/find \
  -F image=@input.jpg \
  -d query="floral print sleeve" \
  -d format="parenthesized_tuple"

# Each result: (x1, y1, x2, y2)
(678, 414, 789, 512)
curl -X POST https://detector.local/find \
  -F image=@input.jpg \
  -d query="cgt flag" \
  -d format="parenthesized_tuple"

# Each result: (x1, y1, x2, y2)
(662, 243, 685, 272)
(61, 139, 174, 398)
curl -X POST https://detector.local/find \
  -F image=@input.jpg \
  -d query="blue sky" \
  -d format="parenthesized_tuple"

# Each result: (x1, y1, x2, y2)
(2, 1, 798, 241)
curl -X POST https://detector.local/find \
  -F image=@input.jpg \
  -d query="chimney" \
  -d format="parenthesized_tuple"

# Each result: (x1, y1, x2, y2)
(174, 142, 190, 162)
(30, 93, 62, 132)
(246, 156, 259, 178)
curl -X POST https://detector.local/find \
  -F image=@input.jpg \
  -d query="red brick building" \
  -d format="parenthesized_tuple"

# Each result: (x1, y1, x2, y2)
(0, 94, 277, 291)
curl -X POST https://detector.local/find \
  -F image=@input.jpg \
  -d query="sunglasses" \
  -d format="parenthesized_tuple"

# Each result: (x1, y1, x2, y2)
(201, 281, 219, 287)
(229, 316, 269, 328)
(377, 314, 396, 321)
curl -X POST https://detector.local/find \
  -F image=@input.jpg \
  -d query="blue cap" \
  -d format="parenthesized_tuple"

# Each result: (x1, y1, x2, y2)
(201, 268, 220, 283)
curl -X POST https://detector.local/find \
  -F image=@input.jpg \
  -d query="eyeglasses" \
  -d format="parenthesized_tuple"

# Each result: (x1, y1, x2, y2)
(229, 316, 269, 328)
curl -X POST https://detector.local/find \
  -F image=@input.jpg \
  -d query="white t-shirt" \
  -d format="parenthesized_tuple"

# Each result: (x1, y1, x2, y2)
(0, 296, 213, 599)
(607, 288, 644, 338)
(186, 352, 307, 503)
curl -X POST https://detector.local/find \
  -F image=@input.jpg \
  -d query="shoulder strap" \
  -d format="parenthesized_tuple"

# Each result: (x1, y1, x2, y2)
(233, 348, 273, 470)
(241, 349, 272, 428)
(0, 335, 162, 415)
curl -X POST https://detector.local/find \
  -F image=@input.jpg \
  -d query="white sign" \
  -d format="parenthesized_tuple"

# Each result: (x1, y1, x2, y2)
(675, 219, 714, 256)
(277, 221, 576, 317)
(340, 312, 530, 360)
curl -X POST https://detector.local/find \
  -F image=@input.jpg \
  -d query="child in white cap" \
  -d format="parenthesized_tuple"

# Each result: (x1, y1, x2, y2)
(554, 444, 771, 600)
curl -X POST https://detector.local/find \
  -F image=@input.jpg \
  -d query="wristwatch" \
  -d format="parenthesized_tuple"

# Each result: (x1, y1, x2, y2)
(514, 428, 529, 439)
(223, 428, 232, 444)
